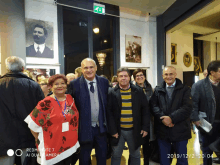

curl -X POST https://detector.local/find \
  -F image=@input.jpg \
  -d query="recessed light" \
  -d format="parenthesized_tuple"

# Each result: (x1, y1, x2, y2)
(93, 27, 99, 34)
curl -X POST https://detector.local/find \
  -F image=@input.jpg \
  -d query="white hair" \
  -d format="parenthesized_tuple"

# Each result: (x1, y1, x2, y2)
(66, 73, 75, 78)
(163, 66, 176, 74)
(81, 58, 97, 67)
(5, 56, 25, 72)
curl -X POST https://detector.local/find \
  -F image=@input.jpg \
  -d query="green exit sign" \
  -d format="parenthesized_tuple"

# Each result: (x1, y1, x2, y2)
(93, 3, 105, 15)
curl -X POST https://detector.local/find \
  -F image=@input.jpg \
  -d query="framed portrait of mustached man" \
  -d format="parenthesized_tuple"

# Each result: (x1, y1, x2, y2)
(26, 18, 54, 58)
(171, 43, 177, 64)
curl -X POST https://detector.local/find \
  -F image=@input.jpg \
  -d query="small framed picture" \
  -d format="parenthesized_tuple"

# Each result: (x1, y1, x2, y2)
(125, 35, 142, 63)
(183, 52, 192, 67)
(194, 56, 202, 73)
(171, 43, 177, 64)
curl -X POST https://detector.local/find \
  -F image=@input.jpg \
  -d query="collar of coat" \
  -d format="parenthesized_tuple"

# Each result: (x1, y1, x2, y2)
(156, 78, 184, 93)
(1, 72, 34, 81)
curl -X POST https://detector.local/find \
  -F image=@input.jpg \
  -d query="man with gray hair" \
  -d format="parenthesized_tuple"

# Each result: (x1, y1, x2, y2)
(150, 66, 192, 165)
(0, 56, 44, 165)
(69, 58, 109, 165)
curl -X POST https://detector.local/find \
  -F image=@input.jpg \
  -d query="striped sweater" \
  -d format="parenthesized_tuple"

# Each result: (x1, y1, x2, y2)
(120, 88, 133, 129)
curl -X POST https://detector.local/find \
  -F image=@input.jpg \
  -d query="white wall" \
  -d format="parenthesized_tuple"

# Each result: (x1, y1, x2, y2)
(170, 28, 194, 71)
(166, 28, 194, 82)
(25, 0, 60, 73)
(120, 8, 157, 87)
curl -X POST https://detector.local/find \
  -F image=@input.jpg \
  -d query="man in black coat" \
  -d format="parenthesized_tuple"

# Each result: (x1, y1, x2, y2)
(150, 66, 192, 165)
(107, 67, 150, 165)
(191, 60, 220, 165)
(0, 56, 44, 165)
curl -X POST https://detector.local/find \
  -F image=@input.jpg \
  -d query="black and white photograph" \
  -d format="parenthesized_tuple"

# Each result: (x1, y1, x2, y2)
(125, 35, 142, 63)
(26, 18, 54, 58)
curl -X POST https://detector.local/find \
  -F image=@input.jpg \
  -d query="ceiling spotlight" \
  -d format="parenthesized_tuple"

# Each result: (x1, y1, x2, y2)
(93, 27, 99, 34)
(104, 40, 107, 43)
(64, 55, 65, 58)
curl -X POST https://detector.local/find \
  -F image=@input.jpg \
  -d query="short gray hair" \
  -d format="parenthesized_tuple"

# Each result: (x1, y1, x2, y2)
(81, 58, 97, 67)
(5, 56, 25, 72)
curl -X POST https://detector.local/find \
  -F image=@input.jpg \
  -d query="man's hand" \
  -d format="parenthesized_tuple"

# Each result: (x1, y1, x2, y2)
(160, 116, 172, 126)
(112, 133, 119, 138)
(194, 121, 201, 127)
(140, 130, 148, 137)
(168, 123, 175, 127)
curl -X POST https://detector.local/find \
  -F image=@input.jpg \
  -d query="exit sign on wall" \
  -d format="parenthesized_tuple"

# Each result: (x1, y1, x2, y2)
(93, 3, 105, 15)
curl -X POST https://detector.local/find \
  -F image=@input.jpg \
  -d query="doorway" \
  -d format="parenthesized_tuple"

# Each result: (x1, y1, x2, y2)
(62, 4, 117, 80)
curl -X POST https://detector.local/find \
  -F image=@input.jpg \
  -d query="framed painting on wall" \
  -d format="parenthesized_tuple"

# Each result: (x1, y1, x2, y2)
(171, 43, 177, 64)
(194, 56, 202, 73)
(183, 52, 192, 67)
(26, 68, 56, 81)
(125, 35, 142, 63)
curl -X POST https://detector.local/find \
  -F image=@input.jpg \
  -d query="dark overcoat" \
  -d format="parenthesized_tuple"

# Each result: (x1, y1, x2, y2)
(69, 75, 109, 143)
(191, 76, 220, 124)
(0, 72, 44, 156)
(150, 78, 192, 141)
(107, 83, 150, 149)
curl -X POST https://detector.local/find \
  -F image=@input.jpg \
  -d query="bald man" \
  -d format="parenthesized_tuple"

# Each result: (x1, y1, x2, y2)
(69, 58, 109, 165)
(150, 66, 192, 165)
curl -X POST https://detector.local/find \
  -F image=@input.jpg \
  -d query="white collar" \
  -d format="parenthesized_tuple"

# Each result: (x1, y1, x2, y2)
(166, 80, 176, 88)
(209, 77, 219, 86)
(85, 77, 96, 84)
(85, 77, 96, 91)
(34, 42, 45, 54)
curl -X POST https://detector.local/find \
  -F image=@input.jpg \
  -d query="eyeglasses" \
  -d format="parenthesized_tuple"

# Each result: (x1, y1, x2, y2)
(136, 74, 144, 78)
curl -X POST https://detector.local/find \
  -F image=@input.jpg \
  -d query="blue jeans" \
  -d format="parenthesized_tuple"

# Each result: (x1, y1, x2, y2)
(111, 129, 140, 165)
(158, 139, 188, 165)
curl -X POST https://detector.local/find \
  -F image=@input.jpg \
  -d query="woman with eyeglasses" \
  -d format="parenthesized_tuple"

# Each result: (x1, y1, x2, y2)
(39, 78, 51, 97)
(25, 74, 80, 165)
(133, 69, 154, 165)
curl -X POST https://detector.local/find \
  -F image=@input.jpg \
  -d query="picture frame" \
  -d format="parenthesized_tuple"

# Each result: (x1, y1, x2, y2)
(183, 52, 192, 67)
(125, 35, 142, 63)
(26, 18, 54, 59)
(171, 43, 177, 64)
(194, 56, 202, 73)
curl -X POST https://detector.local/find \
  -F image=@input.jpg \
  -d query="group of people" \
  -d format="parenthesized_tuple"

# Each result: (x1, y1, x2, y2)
(0, 56, 220, 165)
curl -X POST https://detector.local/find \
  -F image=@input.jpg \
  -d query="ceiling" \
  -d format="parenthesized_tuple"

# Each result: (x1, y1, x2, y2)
(98, 0, 176, 16)
(168, 0, 220, 40)
(191, 1, 220, 41)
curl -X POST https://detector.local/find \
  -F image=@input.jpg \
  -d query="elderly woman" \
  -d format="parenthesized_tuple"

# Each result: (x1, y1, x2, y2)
(74, 67, 82, 78)
(25, 74, 80, 165)
(39, 78, 51, 97)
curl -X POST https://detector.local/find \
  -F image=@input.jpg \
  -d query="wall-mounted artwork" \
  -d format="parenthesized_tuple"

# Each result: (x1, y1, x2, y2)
(27, 68, 56, 81)
(171, 43, 177, 64)
(183, 52, 192, 67)
(125, 35, 142, 63)
(26, 18, 54, 58)
(194, 57, 202, 73)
